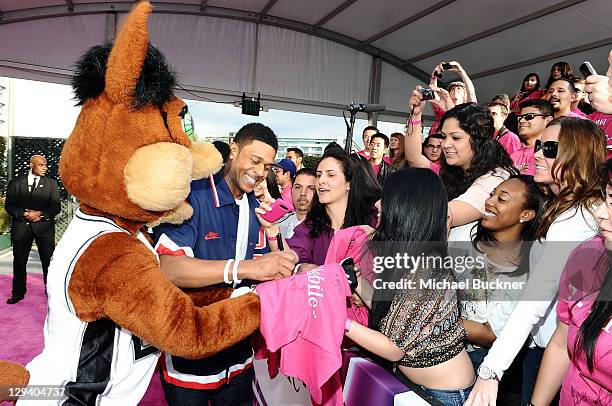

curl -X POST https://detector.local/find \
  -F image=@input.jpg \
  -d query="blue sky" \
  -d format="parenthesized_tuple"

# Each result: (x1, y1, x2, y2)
(6, 77, 406, 152)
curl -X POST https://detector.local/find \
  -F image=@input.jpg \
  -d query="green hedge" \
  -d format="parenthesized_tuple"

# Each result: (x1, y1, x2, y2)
(303, 155, 321, 169)
(0, 196, 9, 234)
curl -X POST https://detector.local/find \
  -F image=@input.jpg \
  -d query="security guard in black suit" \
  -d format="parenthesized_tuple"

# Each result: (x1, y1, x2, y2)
(5, 155, 61, 304)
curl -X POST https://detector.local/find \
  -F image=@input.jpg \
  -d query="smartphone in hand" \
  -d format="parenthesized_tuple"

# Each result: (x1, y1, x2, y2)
(340, 257, 358, 291)
(579, 61, 597, 79)
(260, 199, 293, 224)
(441, 62, 453, 70)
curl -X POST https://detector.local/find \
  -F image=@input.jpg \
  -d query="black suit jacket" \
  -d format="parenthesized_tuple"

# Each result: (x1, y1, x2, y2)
(5, 175, 61, 240)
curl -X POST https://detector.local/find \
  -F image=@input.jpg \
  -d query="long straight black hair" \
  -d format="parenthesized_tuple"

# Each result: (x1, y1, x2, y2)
(369, 168, 449, 329)
(575, 159, 612, 371)
(472, 175, 548, 277)
(305, 149, 381, 239)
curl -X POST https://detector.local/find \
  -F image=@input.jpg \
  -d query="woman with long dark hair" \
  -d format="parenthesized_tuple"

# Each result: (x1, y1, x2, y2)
(530, 159, 612, 405)
(466, 118, 606, 406)
(284, 149, 380, 266)
(510, 73, 544, 114)
(460, 175, 548, 371)
(405, 93, 518, 242)
(388, 132, 406, 168)
(531, 160, 612, 406)
(346, 168, 475, 405)
(545, 61, 574, 89)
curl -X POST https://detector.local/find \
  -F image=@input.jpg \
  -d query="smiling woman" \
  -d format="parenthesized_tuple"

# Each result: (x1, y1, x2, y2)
(460, 175, 548, 373)
(531, 157, 612, 406)
(466, 117, 607, 405)
(404, 89, 518, 242)
(286, 149, 380, 266)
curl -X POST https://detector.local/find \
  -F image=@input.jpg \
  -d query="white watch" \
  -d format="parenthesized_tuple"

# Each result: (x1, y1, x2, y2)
(477, 365, 500, 381)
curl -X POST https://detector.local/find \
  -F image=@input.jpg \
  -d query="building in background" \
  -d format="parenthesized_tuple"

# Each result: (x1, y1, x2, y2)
(207, 133, 343, 158)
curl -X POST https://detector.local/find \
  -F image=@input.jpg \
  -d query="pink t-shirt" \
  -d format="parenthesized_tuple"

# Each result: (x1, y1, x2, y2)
(494, 128, 522, 156)
(325, 227, 374, 327)
(280, 184, 294, 210)
(371, 163, 381, 177)
(429, 104, 446, 135)
(588, 112, 612, 159)
(571, 108, 588, 118)
(510, 90, 545, 112)
(357, 150, 392, 165)
(255, 264, 351, 405)
(510, 145, 535, 175)
(429, 161, 441, 175)
(325, 226, 374, 283)
(566, 110, 589, 119)
(557, 236, 612, 405)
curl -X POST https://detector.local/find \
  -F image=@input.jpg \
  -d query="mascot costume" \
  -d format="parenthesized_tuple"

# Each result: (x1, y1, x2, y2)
(0, 2, 261, 404)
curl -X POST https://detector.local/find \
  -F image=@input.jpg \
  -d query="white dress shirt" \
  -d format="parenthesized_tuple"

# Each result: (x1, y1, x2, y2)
(27, 170, 40, 191)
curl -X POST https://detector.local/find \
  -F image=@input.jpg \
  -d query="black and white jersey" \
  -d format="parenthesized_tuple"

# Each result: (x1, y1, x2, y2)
(19, 209, 160, 406)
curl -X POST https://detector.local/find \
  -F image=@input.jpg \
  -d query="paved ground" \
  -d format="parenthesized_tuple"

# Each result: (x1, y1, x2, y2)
(0, 246, 42, 276)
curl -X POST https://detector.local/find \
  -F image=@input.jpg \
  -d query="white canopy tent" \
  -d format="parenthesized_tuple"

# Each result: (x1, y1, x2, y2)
(0, 0, 611, 124)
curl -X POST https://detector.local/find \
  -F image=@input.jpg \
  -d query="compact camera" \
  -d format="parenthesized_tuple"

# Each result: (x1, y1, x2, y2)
(420, 87, 436, 101)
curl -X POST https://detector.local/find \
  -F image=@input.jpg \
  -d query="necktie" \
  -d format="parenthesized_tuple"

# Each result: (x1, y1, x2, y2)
(30, 178, 38, 197)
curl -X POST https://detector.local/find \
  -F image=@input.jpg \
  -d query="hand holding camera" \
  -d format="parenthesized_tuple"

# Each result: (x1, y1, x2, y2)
(432, 61, 460, 80)
(409, 86, 426, 116)
(419, 87, 436, 101)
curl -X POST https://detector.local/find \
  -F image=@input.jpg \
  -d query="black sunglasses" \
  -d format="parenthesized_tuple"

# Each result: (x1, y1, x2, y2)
(517, 113, 549, 121)
(534, 139, 558, 159)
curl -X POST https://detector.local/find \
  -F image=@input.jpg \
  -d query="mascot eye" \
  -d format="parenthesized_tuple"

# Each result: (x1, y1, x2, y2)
(179, 105, 195, 140)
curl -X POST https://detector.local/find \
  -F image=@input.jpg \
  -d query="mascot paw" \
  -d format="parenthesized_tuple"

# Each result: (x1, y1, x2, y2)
(0, 361, 30, 401)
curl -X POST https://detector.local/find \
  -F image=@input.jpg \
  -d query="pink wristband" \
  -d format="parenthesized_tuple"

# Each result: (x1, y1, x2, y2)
(344, 319, 354, 332)
(267, 234, 277, 241)
(408, 119, 422, 125)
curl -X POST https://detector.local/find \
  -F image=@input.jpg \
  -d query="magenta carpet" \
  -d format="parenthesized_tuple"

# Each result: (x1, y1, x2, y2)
(0, 273, 166, 405)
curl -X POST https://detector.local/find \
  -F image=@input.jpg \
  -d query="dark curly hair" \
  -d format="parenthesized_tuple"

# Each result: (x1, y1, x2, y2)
(438, 103, 517, 200)
(304, 149, 380, 239)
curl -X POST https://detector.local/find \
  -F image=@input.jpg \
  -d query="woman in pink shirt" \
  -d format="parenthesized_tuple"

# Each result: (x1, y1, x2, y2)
(510, 73, 545, 114)
(531, 159, 612, 405)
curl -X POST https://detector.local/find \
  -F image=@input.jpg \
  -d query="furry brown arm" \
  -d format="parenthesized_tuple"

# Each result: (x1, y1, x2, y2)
(0, 361, 30, 401)
(68, 232, 260, 360)
(182, 287, 233, 307)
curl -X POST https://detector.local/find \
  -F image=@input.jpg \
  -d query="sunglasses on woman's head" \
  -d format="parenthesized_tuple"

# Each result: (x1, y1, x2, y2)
(534, 139, 558, 159)
(516, 113, 548, 121)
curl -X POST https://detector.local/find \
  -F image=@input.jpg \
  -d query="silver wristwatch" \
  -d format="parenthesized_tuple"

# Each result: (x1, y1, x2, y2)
(477, 365, 500, 381)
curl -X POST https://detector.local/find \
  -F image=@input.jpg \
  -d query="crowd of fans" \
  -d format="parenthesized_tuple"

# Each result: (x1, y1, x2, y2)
(243, 52, 612, 406)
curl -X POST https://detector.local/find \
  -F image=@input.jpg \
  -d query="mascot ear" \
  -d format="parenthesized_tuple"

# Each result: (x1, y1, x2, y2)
(104, 1, 151, 104)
